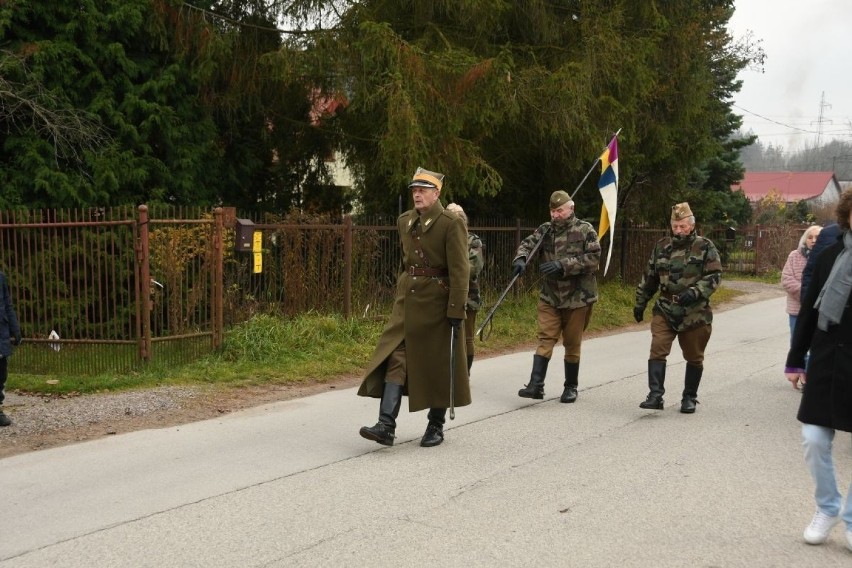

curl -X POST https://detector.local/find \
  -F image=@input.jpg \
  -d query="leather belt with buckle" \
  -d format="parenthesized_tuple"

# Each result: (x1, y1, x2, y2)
(407, 266, 449, 277)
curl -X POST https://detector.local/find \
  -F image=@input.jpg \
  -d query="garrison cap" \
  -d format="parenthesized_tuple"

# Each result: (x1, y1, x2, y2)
(408, 167, 445, 191)
(446, 203, 467, 224)
(671, 202, 694, 221)
(550, 190, 571, 209)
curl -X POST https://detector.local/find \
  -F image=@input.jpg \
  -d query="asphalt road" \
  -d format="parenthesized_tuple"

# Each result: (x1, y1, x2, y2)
(1, 296, 850, 567)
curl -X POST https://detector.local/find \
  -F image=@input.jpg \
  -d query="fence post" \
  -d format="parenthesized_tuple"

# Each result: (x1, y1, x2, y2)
(137, 205, 152, 362)
(213, 207, 224, 349)
(754, 224, 761, 276)
(343, 214, 352, 319)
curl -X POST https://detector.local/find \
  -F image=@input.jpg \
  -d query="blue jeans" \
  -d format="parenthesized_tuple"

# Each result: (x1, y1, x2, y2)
(802, 424, 852, 528)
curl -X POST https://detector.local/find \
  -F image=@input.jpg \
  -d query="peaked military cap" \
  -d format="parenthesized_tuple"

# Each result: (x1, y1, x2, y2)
(408, 167, 445, 191)
(671, 202, 694, 221)
(550, 190, 571, 209)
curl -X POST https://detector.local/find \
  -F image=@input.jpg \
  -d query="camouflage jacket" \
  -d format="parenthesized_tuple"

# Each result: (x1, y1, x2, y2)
(513, 215, 601, 309)
(467, 232, 485, 311)
(635, 231, 723, 332)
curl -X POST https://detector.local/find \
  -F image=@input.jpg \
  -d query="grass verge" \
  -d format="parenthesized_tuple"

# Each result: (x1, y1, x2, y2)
(9, 278, 754, 395)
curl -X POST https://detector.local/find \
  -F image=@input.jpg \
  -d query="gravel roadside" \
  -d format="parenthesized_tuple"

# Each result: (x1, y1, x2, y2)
(0, 279, 784, 459)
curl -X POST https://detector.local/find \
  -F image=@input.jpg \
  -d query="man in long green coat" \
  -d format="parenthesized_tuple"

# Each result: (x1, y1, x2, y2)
(358, 167, 470, 448)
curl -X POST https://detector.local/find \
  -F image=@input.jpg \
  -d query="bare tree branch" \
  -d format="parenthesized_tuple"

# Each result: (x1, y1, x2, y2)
(0, 50, 110, 164)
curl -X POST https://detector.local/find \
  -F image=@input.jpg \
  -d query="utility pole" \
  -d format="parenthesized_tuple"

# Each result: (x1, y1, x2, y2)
(812, 91, 833, 149)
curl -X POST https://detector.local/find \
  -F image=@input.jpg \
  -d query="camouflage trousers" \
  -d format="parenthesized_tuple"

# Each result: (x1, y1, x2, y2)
(534, 301, 593, 363)
(0, 356, 6, 405)
(649, 314, 712, 366)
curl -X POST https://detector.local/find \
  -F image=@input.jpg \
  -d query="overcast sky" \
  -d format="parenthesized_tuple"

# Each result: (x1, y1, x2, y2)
(728, 0, 852, 153)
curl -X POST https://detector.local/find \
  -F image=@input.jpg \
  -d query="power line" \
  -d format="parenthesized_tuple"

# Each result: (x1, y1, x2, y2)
(733, 103, 821, 134)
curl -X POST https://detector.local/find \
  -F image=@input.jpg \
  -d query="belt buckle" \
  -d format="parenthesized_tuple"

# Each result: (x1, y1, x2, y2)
(672, 294, 679, 304)
(407, 266, 416, 276)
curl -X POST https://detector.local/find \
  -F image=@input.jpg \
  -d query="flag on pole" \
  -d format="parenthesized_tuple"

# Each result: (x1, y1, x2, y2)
(597, 136, 619, 275)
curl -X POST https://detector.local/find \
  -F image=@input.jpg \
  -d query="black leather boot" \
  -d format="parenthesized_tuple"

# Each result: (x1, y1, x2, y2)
(560, 360, 579, 403)
(0, 409, 10, 427)
(680, 364, 702, 414)
(420, 408, 446, 447)
(639, 360, 666, 409)
(359, 382, 403, 446)
(518, 354, 549, 399)
(466, 354, 474, 374)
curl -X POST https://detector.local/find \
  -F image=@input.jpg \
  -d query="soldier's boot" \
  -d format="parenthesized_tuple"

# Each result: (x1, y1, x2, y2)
(680, 364, 703, 414)
(518, 354, 549, 399)
(359, 382, 403, 446)
(420, 408, 447, 447)
(466, 354, 474, 374)
(0, 409, 10, 427)
(560, 360, 579, 403)
(639, 360, 666, 409)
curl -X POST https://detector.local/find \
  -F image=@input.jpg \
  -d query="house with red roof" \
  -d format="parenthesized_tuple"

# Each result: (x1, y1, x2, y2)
(731, 171, 842, 208)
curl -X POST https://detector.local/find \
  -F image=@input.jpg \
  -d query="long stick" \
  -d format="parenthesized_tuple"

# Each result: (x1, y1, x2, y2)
(449, 324, 457, 420)
(475, 224, 550, 340)
(570, 128, 622, 199)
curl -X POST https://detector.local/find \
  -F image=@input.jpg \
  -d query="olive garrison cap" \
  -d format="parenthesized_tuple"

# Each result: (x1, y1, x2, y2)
(408, 167, 445, 191)
(549, 190, 571, 209)
(671, 202, 694, 221)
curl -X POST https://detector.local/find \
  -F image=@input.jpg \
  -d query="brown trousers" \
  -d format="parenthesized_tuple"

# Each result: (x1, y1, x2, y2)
(649, 314, 712, 366)
(385, 342, 407, 386)
(464, 308, 477, 356)
(534, 301, 592, 363)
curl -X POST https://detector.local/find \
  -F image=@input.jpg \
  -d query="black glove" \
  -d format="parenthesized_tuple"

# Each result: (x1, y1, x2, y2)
(677, 288, 699, 306)
(633, 307, 644, 323)
(448, 318, 462, 330)
(10, 332, 21, 346)
(512, 258, 526, 277)
(539, 260, 563, 277)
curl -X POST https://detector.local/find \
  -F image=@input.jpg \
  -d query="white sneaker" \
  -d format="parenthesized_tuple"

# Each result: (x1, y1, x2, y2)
(846, 528, 852, 552)
(803, 510, 839, 544)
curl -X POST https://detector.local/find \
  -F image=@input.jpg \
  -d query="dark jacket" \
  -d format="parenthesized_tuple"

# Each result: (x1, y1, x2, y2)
(787, 237, 852, 432)
(0, 271, 21, 358)
(800, 223, 841, 305)
(358, 200, 471, 412)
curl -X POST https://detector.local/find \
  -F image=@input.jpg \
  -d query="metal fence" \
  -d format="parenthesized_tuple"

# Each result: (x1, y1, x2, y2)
(0, 206, 223, 376)
(0, 205, 808, 376)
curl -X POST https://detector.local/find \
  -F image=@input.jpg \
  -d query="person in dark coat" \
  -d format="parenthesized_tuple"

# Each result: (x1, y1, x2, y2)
(358, 167, 470, 448)
(785, 188, 852, 551)
(0, 270, 22, 427)
(800, 222, 842, 305)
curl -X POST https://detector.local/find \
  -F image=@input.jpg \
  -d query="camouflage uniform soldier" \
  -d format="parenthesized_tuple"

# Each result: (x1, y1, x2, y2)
(446, 203, 484, 373)
(633, 202, 722, 413)
(512, 190, 601, 403)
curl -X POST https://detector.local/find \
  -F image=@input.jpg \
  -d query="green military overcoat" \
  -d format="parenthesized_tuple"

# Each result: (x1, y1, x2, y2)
(358, 200, 471, 412)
